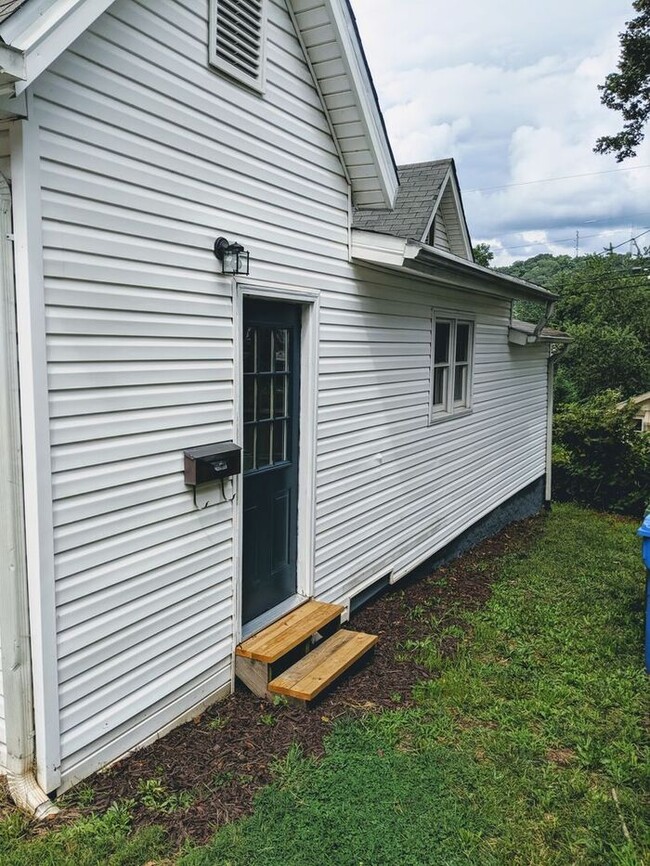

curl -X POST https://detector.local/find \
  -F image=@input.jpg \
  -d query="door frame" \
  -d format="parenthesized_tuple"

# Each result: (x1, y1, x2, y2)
(232, 279, 319, 651)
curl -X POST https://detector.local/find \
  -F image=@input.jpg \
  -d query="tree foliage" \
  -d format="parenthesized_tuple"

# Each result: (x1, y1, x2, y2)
(472, 242, 494, 267)
(594, 0, 650, 161)
(553, 391, 650, 515)
(500, 252, 650, 402)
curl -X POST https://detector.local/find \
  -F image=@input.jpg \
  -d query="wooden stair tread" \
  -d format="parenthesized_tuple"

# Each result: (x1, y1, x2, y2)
(236, 600, 344, 663)
(267, 629, 377, 701)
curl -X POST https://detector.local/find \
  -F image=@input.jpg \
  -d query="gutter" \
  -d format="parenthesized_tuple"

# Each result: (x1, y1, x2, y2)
(351, 230, 557, 303)
(0, 175, 57, 818)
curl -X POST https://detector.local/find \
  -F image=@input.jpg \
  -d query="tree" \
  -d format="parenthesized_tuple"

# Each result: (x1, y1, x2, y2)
(499, 251, 650, 402)
(553, 391, 650, 515)
(472, 242, 493, 267)
(594, 0, 650, 161)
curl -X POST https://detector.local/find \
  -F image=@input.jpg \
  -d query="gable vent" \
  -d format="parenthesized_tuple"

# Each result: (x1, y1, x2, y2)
(210, 0, 267, 91)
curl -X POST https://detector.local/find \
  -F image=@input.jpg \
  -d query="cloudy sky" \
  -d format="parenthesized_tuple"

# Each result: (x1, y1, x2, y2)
(351, 0, 650, 265)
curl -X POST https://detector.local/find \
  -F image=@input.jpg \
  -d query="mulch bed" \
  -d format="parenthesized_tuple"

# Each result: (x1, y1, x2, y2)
(24, 514, 543, 848)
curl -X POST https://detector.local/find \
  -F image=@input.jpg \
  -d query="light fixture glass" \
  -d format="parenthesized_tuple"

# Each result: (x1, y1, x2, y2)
(214, 237, 250, 275)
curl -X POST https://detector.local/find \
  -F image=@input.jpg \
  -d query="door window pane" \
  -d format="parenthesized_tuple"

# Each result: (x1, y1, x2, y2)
(256, 377, 271, 420)
(274, 329, 288, 372)
(273, 419, 286, 463)
(243, 327, 256, 374)
(273, 376, 286, 418)
(244, 376, 255, 423)
(257, 328, 272, 373)
(256, 422, 271, 468)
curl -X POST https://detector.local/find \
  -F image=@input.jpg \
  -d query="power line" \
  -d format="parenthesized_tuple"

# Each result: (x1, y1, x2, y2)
(489, 213, 650, 242)
(466, 164, 650, 193)
(500, 226, 650, 253)
(596, 228, 650, 255)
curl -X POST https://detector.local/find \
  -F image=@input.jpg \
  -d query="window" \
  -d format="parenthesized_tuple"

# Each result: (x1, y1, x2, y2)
(430, 314, 474, 420)
(209, 0, 267, 92)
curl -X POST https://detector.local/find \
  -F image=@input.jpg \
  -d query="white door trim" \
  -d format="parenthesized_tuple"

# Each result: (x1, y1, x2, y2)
(231, 280, 320, 655)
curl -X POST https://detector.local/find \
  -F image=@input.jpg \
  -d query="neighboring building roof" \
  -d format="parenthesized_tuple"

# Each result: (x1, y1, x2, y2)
(508, 319, 572, 344)
(616, 391, 650, 409)
(353, 159, 451, 238)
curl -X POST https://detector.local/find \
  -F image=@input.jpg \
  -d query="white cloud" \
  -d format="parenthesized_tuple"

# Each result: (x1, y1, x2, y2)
(351, 0, 649, 261)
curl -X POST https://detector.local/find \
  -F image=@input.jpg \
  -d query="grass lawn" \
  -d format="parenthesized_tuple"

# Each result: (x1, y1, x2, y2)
(1, 503, 648, 865)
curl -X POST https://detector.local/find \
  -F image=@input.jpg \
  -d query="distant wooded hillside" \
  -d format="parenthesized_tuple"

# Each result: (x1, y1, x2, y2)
(499, 253, 650, 402)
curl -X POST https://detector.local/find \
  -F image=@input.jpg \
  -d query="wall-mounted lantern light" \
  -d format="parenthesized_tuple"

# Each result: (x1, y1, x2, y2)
(214, 236, 250, 276)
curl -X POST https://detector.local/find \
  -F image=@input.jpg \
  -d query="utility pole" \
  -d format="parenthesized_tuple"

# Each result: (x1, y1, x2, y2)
(575, 230, 579, 258)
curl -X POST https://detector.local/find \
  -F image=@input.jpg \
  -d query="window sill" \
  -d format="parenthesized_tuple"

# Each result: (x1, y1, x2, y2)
(428, 407, 473, 426)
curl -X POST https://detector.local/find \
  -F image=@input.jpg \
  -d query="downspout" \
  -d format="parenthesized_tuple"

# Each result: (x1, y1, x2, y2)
(544, 343, 569, 506)
(0, 175, 58, 818)
(533, 300, 555, 340)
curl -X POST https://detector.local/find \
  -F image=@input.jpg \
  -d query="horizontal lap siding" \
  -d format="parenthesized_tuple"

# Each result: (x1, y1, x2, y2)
(35, 0, 349, 788)
(314, 266, 549, 603)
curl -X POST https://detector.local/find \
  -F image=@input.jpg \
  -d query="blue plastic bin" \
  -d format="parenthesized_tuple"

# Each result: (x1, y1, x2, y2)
(637, 514, 650, 673)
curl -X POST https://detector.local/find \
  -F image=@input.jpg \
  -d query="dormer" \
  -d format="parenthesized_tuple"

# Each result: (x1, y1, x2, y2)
(353, 158, 473, 261)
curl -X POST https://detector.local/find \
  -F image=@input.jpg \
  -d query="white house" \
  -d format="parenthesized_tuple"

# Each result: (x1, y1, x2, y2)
(0, 0, 566, 815)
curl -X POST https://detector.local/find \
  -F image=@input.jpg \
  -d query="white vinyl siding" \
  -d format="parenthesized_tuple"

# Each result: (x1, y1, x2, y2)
(0, 646, 5, 772)
(209, 0, 268, 92)
(27, 0, 549, 794)
(34, 0, 348, 790)
(314, 269, 548, 605)
(431, 214, 450, 252)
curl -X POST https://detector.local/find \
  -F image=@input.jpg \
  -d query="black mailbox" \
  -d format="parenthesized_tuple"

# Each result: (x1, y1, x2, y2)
(184, 442, 241, 486)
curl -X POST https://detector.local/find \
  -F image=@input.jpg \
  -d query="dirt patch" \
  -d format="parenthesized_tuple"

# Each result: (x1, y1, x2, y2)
(546, 748, 576, 767)
(17, 514, 543, 848)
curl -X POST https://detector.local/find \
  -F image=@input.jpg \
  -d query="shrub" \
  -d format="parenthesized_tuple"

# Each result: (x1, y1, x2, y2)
(552, 390, 650, 516)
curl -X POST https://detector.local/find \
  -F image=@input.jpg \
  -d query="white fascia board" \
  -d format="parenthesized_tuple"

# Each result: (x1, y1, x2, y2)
(321, 0, 398, 209)
(350, 229, 408, 267)
(446, 173, 473, 259)
(419, 165, 452, 243)
(0, 0, 114, 94)
(0, 43, 25, 81)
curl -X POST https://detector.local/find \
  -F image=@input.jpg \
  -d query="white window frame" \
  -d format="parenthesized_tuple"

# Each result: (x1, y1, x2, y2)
(208, 0, 268, 94)
(429, 310, 475, 423)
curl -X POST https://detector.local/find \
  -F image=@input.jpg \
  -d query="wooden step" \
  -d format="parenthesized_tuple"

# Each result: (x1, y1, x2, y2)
(267, 628, 378, 703)
(236, 599, 344, 664)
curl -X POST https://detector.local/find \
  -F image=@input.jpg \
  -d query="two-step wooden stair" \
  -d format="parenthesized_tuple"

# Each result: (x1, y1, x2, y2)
(235, 600, 377, 706)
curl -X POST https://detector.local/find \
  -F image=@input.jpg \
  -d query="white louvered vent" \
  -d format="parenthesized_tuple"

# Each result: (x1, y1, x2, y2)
(209, 0, 267, 92)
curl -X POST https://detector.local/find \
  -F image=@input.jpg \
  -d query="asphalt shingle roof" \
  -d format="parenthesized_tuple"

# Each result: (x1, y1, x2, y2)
(352, 159, 452, 240)
(0, 0, 28, 24)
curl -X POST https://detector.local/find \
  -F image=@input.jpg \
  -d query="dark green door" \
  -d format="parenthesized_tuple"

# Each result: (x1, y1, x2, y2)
(242, 299, 301, 625)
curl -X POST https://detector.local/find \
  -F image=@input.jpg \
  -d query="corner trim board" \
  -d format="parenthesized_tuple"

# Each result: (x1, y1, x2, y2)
(10, 95, 61, 793)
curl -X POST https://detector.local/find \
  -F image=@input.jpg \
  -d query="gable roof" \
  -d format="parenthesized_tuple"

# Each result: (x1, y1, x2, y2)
(0, 0, 398, 208)
(353, 159, 451, 238)
(352, 159, 473, 259)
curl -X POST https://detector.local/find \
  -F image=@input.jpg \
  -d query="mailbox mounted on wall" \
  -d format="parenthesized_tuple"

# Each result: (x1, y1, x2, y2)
(184, 442, 242, 486)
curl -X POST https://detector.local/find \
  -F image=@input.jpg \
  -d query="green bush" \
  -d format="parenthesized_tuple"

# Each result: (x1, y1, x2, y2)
(552, 391, 650, 516)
